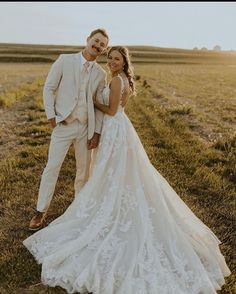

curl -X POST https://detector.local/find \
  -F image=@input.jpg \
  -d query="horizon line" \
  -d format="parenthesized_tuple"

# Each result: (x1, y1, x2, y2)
(0, 41, 235, 52)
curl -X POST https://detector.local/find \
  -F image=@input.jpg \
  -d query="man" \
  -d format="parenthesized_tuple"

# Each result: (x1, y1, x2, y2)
(29, 28, 109, 231)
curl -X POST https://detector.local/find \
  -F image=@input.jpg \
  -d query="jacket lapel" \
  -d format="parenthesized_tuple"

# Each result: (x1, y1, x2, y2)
(74, 53, 81, 93)
(88, 63, 99, 93)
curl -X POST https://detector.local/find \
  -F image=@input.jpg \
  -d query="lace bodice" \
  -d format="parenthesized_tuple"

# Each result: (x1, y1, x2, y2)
(102, 74, 124, 113)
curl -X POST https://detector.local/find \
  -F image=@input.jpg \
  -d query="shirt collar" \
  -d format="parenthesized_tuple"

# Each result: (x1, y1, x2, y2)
(80, 52, 95, 71)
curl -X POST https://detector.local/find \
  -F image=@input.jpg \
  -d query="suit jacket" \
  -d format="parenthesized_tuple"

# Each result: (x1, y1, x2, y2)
(43, 52, 106, 139)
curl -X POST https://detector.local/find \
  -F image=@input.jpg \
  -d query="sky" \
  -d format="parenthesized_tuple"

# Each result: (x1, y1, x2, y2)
(0, 2, 236, 51)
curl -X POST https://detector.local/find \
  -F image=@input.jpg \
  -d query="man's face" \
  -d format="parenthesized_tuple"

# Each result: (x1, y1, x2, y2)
(86, 32, 108, 57)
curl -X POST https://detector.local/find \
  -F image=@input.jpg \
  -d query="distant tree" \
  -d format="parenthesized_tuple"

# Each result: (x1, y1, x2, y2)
(193, 47, 198, 50)
(201, 47, 208, 51)
(213, 45, 221, 51)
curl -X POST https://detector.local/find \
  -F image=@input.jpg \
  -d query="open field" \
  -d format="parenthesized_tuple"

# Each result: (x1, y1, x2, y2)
(1, 43, 236, 64)
(0, 44, 235, 293)
(135, 63, 236, 144)
(0, 63, 49, 95)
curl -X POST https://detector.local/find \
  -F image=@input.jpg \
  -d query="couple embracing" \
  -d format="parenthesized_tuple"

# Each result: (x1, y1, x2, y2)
(23, 28, 230, 294)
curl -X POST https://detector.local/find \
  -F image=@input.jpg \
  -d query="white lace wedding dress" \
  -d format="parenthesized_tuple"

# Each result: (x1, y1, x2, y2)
(23, 76, 231, 294)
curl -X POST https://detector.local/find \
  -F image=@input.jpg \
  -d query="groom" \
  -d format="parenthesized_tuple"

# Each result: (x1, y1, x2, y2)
(29, 28, 109, 231)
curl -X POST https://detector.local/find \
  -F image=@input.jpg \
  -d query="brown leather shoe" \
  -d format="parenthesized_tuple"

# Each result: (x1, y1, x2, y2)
(29, 211, 47, 231)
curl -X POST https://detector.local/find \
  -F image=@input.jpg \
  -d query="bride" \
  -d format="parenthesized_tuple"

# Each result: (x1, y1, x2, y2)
(23, 46, 231, 294)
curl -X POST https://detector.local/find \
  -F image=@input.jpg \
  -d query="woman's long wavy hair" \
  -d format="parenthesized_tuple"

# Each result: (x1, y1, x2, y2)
(107, 46, 136, 96)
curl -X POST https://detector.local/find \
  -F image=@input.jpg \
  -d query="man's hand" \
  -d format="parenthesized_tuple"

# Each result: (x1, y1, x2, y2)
(49, 118, 56, 128)
(87, 133, 100, 150)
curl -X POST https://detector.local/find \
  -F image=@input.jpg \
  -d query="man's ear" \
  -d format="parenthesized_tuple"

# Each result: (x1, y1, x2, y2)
(86, 36, 90, 43)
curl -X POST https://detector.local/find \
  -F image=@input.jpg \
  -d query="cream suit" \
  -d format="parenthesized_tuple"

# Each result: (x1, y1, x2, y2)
(37, 52, 106, 212)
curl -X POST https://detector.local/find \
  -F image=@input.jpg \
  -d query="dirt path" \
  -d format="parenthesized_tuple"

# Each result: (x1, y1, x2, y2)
(0, 107, 24, 159)
(0, 94, 38, 160)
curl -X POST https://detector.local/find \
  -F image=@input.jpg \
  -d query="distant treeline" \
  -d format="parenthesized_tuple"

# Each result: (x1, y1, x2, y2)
(0, 43, 236, 64)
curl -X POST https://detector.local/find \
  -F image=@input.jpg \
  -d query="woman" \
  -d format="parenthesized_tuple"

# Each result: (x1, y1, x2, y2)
(23, 46, 231, 294)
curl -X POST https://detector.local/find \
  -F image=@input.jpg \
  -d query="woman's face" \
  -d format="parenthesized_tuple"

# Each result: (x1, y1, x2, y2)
(107, 50, 125, 74)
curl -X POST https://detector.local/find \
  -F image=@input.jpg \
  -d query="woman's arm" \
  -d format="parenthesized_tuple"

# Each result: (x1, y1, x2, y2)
(94, 75, 106, 134)
(94, 76, 121, 116)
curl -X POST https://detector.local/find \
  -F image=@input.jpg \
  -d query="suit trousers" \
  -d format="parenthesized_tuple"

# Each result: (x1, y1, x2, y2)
(37, 119, 91, 212)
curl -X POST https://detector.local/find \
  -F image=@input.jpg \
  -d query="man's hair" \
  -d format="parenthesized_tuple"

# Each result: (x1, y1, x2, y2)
(89, 28, 109, 41)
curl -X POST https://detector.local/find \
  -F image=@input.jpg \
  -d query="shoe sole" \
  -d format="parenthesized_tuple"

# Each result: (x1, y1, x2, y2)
(28, 227, 42, 231)
(28, 224, 44, 231)
(29, 214, 47, 231)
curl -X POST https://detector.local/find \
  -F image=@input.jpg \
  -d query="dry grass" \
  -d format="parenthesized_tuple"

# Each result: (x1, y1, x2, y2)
(0, 60, 235, 293)
(134, 63, 236, 144)
(0, 63, 50, 94)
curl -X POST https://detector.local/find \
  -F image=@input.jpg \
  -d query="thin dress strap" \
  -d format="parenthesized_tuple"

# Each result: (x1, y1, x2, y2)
(117, 74, 125, 96)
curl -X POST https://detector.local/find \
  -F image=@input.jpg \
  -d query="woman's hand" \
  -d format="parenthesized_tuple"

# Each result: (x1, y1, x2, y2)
(87, 133, 100, 150)
(49, 118, 56, 128)
(93, 99, 97, 109)
(93, 94, 96, 104)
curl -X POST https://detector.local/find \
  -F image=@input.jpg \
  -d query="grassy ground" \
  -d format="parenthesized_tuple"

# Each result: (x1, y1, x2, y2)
(0, 63, 50, 94)
(0, 62, 235, 293)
